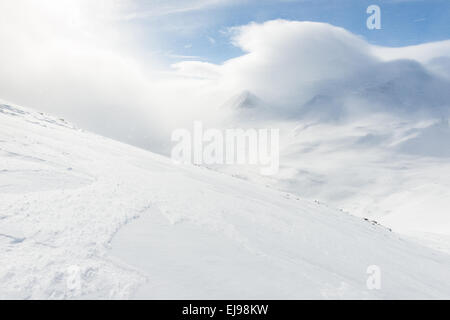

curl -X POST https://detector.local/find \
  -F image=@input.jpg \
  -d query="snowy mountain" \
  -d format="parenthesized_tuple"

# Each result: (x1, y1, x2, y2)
(1, 101, 449, 299)
(223, 91, 262, 110)
(221, 60, 450, 122)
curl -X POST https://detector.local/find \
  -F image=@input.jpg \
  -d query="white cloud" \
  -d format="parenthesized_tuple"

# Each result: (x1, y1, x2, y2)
(222, 20, 377, 107)
(117, 0, 243, 20)
(174, 20, 450, 119)
(207, 36, 216, 44)
(372, 40, 450, 63)
(0, 0, 215, 151)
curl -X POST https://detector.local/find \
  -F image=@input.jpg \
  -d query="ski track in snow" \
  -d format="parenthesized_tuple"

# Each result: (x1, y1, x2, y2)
(0, 102, 449, 299)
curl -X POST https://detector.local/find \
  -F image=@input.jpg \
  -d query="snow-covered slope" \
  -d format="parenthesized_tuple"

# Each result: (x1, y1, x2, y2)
(1, 101, 450, 299)
(215, 112, 450, 250)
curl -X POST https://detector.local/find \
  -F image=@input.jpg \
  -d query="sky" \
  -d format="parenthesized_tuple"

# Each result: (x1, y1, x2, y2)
(0, 0, 449, 153)
(131, 0, 450, 64)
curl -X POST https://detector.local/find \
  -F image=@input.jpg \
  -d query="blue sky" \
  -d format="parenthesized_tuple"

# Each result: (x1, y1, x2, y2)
(131, 0, 450, 64)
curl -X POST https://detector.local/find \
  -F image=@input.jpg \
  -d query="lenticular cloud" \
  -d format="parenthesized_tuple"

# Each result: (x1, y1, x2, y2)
(176, 20, 450, 120)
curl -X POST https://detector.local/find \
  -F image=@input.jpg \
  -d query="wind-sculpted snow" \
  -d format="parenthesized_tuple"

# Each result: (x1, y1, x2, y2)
(0, 102, 450, 299)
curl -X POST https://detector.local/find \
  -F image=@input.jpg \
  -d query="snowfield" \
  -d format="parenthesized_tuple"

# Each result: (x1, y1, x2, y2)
(213, 114, 450, 248)
(1, 101, 450, 299)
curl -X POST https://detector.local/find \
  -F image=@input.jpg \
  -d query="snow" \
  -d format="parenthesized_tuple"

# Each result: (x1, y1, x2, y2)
(214, 111, 450, 250)
(1, 101, 450, 299)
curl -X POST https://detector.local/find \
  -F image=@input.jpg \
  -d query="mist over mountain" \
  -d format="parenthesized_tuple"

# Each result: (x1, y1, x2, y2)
(215, 21, 450, 123)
